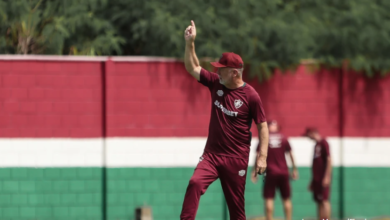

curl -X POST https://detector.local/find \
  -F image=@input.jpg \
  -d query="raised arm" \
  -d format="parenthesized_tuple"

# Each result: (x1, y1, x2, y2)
(184, 20, 202, 80)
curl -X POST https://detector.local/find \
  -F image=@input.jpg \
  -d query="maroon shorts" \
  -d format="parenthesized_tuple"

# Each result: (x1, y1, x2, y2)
(263, 173, 291, 199)
(311, 180, 330, 202)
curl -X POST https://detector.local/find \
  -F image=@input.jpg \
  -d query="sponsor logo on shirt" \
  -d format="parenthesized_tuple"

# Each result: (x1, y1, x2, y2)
(234, 99, 243, 109)
(238, 170, 246, 176)
(214, 100, 238, 117)
(217, 90, 224, 96)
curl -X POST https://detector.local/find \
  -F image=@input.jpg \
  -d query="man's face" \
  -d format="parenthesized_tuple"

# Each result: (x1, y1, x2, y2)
(217, 67, 234, 85)
(268, 123, 278, 133)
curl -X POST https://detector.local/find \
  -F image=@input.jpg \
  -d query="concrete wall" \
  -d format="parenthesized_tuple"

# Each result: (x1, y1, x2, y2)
(0, 56, 389, 220)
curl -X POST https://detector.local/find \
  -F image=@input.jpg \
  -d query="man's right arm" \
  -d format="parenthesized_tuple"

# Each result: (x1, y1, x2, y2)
(184, 20, 201, 81)
(288, 150, 299, 180)
(184, 42, 201, 81)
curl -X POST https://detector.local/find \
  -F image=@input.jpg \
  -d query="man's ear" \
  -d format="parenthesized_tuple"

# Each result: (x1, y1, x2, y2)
(233, 69, 238, 77)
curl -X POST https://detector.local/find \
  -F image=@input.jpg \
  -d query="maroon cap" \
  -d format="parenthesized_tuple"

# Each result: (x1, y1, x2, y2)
(210, 52, 244, 68)
(302, 127, 318, 136)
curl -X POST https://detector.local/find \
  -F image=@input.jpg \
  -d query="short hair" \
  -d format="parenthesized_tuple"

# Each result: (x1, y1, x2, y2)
(303, 127, 319, 136)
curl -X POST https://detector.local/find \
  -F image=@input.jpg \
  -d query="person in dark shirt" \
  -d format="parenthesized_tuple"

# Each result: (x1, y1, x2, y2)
(303, 127, 332, 220)
(252, 120, 298, 220)
(180, 20, 269, 220)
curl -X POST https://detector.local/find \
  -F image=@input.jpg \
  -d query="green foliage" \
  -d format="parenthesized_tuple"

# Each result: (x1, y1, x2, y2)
(0, 0, 124, 55)
(107, 0, 390, 78)
(1, 0, 390, 77)
(302, 0, 390, 77)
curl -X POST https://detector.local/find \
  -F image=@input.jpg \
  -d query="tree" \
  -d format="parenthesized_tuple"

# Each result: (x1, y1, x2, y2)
(107, 0, 390, 78)
(300, 0, 390, 76)
(0, 0, 124, 55)
(2, 0, 390, 78)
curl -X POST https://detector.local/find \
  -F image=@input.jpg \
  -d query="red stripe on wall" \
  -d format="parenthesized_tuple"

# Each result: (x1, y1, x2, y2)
(0, 61, 103, 137)
(1, 59, 389, 138)
(342, 71, 390, 137)
(249, 66, 340, 137)
(105, 62, 211, 137)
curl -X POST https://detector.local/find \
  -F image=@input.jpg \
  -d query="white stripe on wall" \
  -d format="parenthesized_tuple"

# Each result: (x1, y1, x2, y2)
(284, 137, 342, 167)
(106, 138, 206, 168)
(0, 137, 389, 167)
(342, 138, 390, 166)
(0, 139, 103, 167)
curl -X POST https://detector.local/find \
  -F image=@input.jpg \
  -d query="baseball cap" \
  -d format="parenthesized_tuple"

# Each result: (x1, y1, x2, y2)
(302, 127, 318, 137)
(210, 52, 244, 68)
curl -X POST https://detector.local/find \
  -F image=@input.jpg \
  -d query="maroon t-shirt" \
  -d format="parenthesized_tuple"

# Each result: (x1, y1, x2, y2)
(312, 139, 330, 181)
(198, 68, 266, 160)
(256, 132, 291, 175)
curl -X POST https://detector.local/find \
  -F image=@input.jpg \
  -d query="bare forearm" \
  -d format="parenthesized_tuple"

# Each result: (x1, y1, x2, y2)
(257, 125, 268, 159)
(289, 153, 297, 170)
(253, 122, 268, 176)
(184, 42, 200, 73)
(325, 157, 332, 177)
(192, 44, 199, 67)
(252, 149, 259, 168)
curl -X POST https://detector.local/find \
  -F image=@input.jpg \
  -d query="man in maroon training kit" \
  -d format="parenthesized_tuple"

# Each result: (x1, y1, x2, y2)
(251, 120, 298, 220)
(303, 127, 332, 220)
(180, 20, 269, 220)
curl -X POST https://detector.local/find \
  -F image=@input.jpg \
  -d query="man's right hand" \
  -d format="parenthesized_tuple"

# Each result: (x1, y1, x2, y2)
(291, 168, 299, 180)
(184, 20, 196, 43)
(251, 169, 258, 183)
(308, 182, 313, 192)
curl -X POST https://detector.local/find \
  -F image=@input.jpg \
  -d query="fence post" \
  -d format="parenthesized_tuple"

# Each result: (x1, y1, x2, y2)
(338, 62, 347, 219)
(101, 57, 114, 220)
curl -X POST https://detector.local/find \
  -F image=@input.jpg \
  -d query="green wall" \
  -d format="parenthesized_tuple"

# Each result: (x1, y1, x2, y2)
(0, 168, 101, 220)
(0, 167, 389, 220)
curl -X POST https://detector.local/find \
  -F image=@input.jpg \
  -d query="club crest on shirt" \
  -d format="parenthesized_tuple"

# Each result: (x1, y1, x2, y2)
(238, 170, 246, 176)
(234, 99, 243, 109)
(269, 136, 282, 148)
(217, 90, 224, 97)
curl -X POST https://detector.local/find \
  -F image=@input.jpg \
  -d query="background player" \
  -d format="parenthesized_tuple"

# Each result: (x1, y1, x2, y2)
(180, 20, 269, 220)
(251, 120, 298, 220)
(303, 127, 332, 220)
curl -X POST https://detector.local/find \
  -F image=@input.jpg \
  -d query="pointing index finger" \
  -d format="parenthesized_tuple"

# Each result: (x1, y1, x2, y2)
(191, 20, 195, 27)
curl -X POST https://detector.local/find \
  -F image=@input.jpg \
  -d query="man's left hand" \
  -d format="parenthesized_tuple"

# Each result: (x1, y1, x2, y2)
(255, 156, 267, 176)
